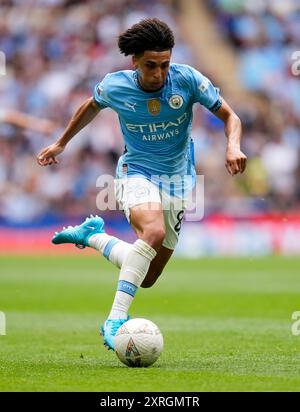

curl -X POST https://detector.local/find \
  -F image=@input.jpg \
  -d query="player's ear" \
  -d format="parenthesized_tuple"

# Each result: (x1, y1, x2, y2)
(132, 55, 138, 69)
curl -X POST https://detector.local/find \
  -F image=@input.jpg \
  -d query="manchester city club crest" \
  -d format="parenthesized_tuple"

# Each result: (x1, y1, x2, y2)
(147, 98, 161, 115)
(169, 94, 183, 109)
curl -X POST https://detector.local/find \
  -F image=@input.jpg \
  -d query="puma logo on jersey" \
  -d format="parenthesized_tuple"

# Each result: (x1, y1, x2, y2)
(125, 102, 137, 112)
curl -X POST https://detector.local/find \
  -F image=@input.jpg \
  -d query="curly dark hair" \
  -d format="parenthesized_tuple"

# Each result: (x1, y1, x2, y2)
(118, 18, 175, 56)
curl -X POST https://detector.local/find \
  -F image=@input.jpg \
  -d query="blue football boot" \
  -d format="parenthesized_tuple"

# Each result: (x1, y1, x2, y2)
(52, 215, 105, 249)
(100, 316, 130, 351)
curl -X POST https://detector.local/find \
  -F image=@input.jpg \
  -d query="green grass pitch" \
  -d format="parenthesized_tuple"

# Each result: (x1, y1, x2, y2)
(0, 255, 300, 392)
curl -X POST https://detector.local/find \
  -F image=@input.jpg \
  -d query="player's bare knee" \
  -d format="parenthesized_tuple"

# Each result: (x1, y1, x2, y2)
(143, 227, 165, 250)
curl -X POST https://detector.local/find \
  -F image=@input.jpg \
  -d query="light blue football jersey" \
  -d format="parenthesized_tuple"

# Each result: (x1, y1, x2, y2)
(93, 63, 221, 198)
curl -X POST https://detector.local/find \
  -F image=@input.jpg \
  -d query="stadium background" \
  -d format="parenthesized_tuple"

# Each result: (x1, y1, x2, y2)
(1, 0, 300, 393)
(1, 0, 300, 256)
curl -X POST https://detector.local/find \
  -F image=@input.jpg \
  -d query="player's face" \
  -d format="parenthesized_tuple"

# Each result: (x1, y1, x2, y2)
(133, 50, 171, 91)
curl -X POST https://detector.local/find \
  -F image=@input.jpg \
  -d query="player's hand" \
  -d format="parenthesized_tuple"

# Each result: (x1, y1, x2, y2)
(225, 148, 247, 176)
(37, 142, 65, 166)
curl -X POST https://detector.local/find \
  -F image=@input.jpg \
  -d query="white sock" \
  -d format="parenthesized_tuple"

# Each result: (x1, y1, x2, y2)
(108, 239, 157, 319)
(88, 233, 132, 268)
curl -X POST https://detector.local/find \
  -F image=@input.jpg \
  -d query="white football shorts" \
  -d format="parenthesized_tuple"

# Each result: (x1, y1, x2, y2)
(114, 176, 187, 250)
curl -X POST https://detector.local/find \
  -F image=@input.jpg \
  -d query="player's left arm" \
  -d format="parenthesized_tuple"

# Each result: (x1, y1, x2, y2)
(213, 97, 247, 176)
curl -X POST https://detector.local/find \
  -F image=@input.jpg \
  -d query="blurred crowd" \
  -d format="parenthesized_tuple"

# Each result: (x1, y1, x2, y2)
(206, 0, 300, 213)
(0, 0, 299, 225)
(0, 0, 194, 224)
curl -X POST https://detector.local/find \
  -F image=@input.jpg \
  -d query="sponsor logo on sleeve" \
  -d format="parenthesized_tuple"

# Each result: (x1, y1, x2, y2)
(199, 77, 210, 93)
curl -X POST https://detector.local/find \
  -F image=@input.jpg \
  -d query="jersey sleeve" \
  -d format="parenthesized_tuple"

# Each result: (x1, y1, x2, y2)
(189, 67, 222, 112)
(93, 74, 111, 109)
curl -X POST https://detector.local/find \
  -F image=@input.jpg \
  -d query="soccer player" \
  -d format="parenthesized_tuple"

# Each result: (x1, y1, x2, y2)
(37, 18, 247, 350)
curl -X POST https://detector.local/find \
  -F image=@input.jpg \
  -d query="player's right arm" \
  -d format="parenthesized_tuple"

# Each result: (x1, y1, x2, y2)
(37, 97, 101, 166)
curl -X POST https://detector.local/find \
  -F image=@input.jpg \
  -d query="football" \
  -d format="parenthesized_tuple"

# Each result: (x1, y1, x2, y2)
(115, 318, 163, 367)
